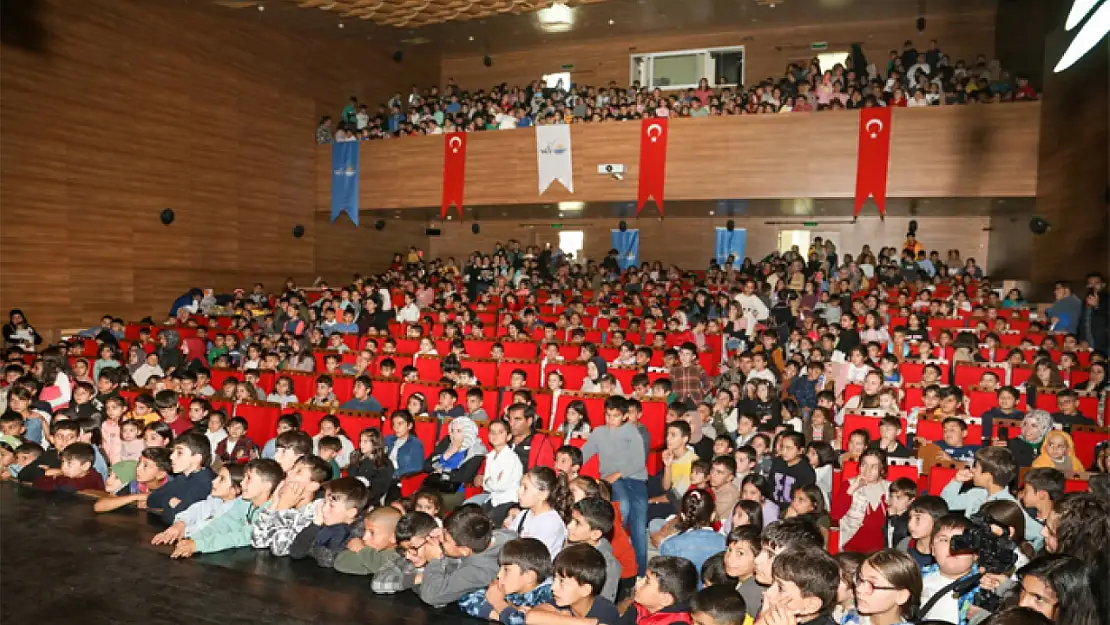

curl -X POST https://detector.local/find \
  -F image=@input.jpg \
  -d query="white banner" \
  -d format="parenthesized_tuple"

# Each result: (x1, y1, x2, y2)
(536, 124, 574, 194)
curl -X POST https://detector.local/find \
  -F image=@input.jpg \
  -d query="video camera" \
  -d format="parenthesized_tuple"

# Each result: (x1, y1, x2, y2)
(948, 512, 1020, 612)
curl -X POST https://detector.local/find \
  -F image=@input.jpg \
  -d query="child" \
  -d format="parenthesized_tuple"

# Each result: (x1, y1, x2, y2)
(261, 415, 300, 460)
(941, 447, 1043, 549)
(313, 415, 355, 468)
(155, 390, 191, 437)
(202, 410, 227, 459)
(566, 497, 621, 601)
(920, 514, 981, 624)
(554, 445, 583, 481)
(759, 545, 841, 625)
(290, 476, 369, 567)
(625, 556, 698, 624)
(3, 442, 42, 480)
(885, 477, 917, 549)
(831, 552, 866, 623)
(699, 553, 736, 590)
(934, 417, 980, 464)
(32, 442, 105, 492)
(524, 543, 621, 624)
(459, 537, 554, 623)
(93, 447, 173, 512)
(334, 506, 403, 576)
(660, 489, 727, 579)
(171, 458, 285, 558)
(317, 436, 344, 479)
(215, 416, 257, 465)
(273, 430, 314, 473)
(1019, 468, 1065, 524)
(347, 427, 394, 508)
(507, 466, 569, 558)
(559, 400, 592, 443)
(724, 525, 763, 618)
(690, 585, 749, 625)
(417, 506, 514, 608)
(870, 416, 911, 458)
(767, 432, 815, 509)
(471, 419, 523, 525)
(570, 476, 638, 601)
(0, 412, 25, 449)
(905, 495, 948, 568)
(250, 455, 331, 556)
(372, 511, 439, 595)
(147, 432, 216, 524)
(151, 464, 245, 544)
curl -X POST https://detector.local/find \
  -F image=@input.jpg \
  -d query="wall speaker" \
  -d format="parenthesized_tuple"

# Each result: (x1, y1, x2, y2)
(472, 223, 480, 234)
(160, 208, 175, 225)
(374, 219, 386, 231)
(292, 225, 305, 238)
(1029, 216, 1051, 235)
(916, 16, 925, 32)
(426, 227, 442, 236)
(483, 55, 492, 67)
(392, 50, 403, 63)
(726, 219, 735, 232)
(618, 220, 627, 232)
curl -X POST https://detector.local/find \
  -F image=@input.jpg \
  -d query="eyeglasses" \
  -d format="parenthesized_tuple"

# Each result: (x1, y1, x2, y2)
(399, 537, 428, 557)
(854, 573, 899, 595)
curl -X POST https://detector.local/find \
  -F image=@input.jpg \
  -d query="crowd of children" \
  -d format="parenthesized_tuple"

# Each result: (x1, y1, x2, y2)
(1, 236, 1109, 625)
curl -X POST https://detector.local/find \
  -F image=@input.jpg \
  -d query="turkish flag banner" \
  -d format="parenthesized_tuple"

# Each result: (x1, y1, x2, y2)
(441, 132, 467, 219)
(637, 117, 669, 216)
(854, 107, 893, 217)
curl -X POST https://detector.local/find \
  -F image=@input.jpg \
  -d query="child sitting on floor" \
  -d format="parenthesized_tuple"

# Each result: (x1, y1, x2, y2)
(93, 447, 173, 513)
(522, 543, 622, 625)
(459, 537, 554, 623)
(290, 476, 369, 568)
(418, 506, 516, 608)
(624, 556, 698, 625)
(150, 464, 246, 544)
(146, 432, 216, 525)
(250, 455, 331, 557)
(32, 442, 104, 492)
(372, 511, 440, 595)
(334, 506, 403, 576)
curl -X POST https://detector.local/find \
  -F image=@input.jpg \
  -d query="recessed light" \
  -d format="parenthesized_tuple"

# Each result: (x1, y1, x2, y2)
(257, 5, 265, 11)
(468, 36, 474, 41)
(338, 22, 345, 28)
(709, 210, 715, 216)
(608, 19, 614, 25)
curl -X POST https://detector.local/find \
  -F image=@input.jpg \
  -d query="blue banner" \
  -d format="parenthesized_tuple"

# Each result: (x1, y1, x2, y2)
(611, 229, 640, 270)
(715, 227, 746, 268)
(331, 142, 360, 225)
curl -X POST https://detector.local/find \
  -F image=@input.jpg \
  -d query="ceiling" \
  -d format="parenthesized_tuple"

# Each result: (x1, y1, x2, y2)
(360, 197, 1035, 224)
(202, 0, 998, 54)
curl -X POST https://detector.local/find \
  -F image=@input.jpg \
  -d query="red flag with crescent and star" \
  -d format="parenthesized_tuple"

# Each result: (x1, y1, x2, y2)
(441, 132, 467, 219)
(854, 107, 893, 217)
(637, 117, 668, 216)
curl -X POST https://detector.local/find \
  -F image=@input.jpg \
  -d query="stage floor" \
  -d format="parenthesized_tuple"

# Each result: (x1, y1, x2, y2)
(0, 484, 481, 625)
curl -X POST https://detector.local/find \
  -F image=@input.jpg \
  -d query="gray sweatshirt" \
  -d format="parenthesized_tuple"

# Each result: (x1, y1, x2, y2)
(418, 529, 517, 607)
(595, 538, 621, 602)
(581, 424, 648, 481)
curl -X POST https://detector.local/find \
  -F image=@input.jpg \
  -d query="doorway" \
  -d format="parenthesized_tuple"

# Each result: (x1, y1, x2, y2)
(558, 230, 584, 262)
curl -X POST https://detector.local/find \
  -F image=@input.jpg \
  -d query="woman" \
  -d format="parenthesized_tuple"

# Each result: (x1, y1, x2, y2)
(1007, 410, 1053, 468)
(422, 415, 487, 510)
(832, 448, 890, 553)
(841, 549, 922, 625)
(3, 309, 41, 352)
(1031, 431, 1085, 472)
(1015, 554, 1100, 625)
(579, 357, 612, 394)
(659, 489, 726, 577)
(285, 340, 315, 373)
(1074, 361, 1106, 393)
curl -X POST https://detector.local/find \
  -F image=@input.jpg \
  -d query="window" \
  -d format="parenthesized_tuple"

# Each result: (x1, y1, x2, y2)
(558, 230, 584, 261)
(543, 72, 571, 90)
(630, 46, 744, 90)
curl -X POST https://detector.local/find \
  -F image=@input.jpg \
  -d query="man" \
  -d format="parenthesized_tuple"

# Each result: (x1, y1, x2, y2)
(1045, 282, 1082, 334)
(505, 403, 554, 471)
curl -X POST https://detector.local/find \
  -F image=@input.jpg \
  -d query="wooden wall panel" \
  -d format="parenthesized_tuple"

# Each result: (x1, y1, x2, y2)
(0, 0, 439, 338)
(326, 104, 1041, 211)
(441, 10, 997, 91)
(427, 216, 991, 270)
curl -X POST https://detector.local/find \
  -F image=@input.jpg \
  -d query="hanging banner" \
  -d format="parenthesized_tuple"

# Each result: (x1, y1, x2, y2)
(637, 117, 668, 216)
(714, 227, 747, 268)
(536, 125, 574, 194)
(330, 142, 360, 226)
(611, 229, 640, 270)
(854, 107, 893, 217)
(441, 132, 467, 219)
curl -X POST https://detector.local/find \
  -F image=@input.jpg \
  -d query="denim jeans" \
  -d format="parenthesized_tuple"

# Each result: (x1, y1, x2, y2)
(611, 477, 648, 577)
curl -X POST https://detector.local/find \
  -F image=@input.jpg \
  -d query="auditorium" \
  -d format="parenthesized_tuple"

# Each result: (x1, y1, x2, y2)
(0, 1, 1107, 624)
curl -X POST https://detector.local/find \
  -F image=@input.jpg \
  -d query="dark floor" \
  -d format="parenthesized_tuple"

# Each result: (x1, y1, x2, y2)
(0, 484, 482, 625)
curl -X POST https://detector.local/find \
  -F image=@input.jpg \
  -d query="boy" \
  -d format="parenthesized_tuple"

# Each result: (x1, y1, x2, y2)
(935, 417, 979, 463)
(759, 546, 840, 625)
(625, 399, 652, 459)
(870, 416, 911, 459)
(341, 376, 384, 413)
(155, 390, 191, 437)
(251, 455, 331, 556)
(0, 411, 26, 448)
(317, 436, 344, 479)
(147, 432, 216, 524)
(290, 476, 369, 567)
(691, 585, 749, 625)
(920, 515, 981, 624)
(767, 432, 815, 508)
(660, 421, 698, 502)
(624, 556, 698, 624)
(32, 442, 105, 492)
(905, 495, 948, 568)
(566, 497, 621, 601)
(724, 525, 763, 619)
(171, 458, 284, 558)
(941, 446, 1043, 549)
(93, 447, 173, 512)
(334, 506, 403, 576)
(884, 477, 917, 549)
(373, 511, 440, 595)
(526, 543, 621, 624)
(273, 430, 313, 473)
(709, 456, 740, 525)
(18, 420, 80, 483)
(417, 506, 515, 607)
(1019, 467, 1065, 523)
(733, 446, 756, 488)
(753, 518, 824, 588)
(432, 388, 465, 441)
(555, 445, 583, 480)
(216, 416, 258, 465)
(152, 464, 244, 542)
(3, 441, 43, 480)
(464, 388, 489, 421)
(459, 537, 554, 624)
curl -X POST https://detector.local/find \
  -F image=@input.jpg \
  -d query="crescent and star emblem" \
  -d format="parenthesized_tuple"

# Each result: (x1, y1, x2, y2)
(647, 123, 663, 143)
(449, 136, 462, 153)
(866, 119, 884, 139)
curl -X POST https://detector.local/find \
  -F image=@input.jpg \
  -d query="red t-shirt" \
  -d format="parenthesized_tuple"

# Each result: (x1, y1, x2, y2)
(611, 507, 638, 579)
(164, 416, 192, 437)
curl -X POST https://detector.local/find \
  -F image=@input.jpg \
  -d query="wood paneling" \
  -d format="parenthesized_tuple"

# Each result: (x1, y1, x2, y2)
(427, 216, 991, 270)
(321, 104, 1040, 211)
(441, 10, 997, 89)
(0, 0, 438, 338)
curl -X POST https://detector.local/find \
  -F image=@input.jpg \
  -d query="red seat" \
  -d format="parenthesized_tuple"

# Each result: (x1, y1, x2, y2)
(501, 341, 539, 360)
(840, 414, 908, 450)
(640, 399, 668, 450)
(546, 361, 589, 390)
(335, 411, 382, 439)
(553, 392, 608, 431)
(298, 408, 335, 436)
(331, 375, 355, 404)
(1069, 427, 1109, 469)
(926, 465, 960, 496)
(414, 355, 444, 382)
(954, 364, 1007, 390)
(371, 378, 402, 415)
(460, 358, 498, 386)
(497, 360, 542, 389)
(233, 402, 281, 442)
(916, 418, 984, 446)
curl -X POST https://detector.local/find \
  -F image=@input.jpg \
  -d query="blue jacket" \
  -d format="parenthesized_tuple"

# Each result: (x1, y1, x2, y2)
(147, 468, 215, 525)
(384, 435, 425, 476)
(659, 528, 726, 580)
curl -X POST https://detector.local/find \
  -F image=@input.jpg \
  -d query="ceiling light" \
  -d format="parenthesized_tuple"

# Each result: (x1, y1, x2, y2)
(558, 201, 585, 211)
(1055, 0, 1110, 73)
(468, 36, 474, 41)
(257, 5, 265, 11)
(537, 2, 574, 32)
(608, 19, 614, 25)
(338, 22, 345, 28)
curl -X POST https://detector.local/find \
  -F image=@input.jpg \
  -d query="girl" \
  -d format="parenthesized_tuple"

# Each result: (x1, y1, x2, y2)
(558, 400, 591, 444)
(659, 489, 726, 576)
(101, 396, 130, 465)
(117, 419, 145, 463)
(1015, 554, 1100, 625)
(411, 490, 444, 523)
(92, 344, 121, 383)
(203, 411, 228, 460)
(1031, 430, 1085, 472)
(3, 309, 40, 352)
(784, 483, 830, 532)
(347, 427, 394, 508)
(740, 474, 780, 524)
(831, 448, 890, 553)
(832, 552, 867, 624)
(805, 407, 836, 445)
(313, 415, 355, 468)
(510, 466, 570, 558)
(842, 549, 922, 625)
(807, 441, 838, 505)
(406, 393, 429, 417)
(38, 347, 72, 413)
(385, 410, 426, 477)
(728, 499, 764, 533)
(467, 419, 522, 526)
(266, 376, 300, 408)
(261, 414, 300, 459)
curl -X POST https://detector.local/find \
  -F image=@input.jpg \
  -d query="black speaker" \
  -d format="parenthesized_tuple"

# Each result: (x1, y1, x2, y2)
(916, 16, 926, 32)
(1029, 216, 1051, 235)
(374, 219, 386, 231)
(160, 208, 175, 225)
(618, 220, 627, 232)
(483, 55, 492, 67)
(908, 219, 919, 235)
(292, 225, 305, 238)
(426, 227, 442, 236)
(726, 219, 735, 232)
(392, 50, 403, 63)
(472, 223, 480, 234)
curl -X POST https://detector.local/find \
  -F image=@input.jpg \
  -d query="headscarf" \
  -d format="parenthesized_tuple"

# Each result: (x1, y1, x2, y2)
(181, 338, 207, 366)
(447, 416, 487, 463)
(1023, 409, 1053, 445)
(127, 344, 146, 374)
(589, 356, 608, 381)
(1031, 430, 1085, 471)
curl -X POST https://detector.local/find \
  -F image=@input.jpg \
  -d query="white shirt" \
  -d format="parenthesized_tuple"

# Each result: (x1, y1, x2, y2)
(396, 303, 420, 324)
(513, 508, 567, 558)
(482, 447, 524, 507)
(496, 113, 518, 130)
(733, 293, 769, 321)
(921, 569, 962, 624)
(356, 112, 369, 129)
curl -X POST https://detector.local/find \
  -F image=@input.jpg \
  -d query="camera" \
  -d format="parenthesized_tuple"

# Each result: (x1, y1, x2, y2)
(949, 513, 1019, 612)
